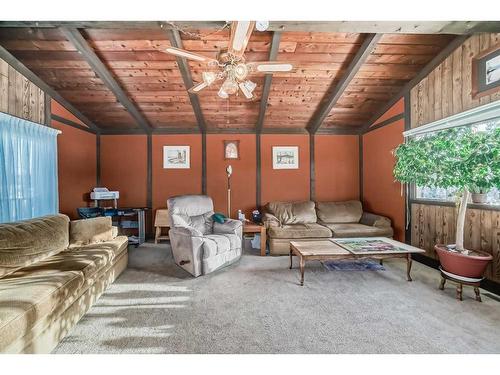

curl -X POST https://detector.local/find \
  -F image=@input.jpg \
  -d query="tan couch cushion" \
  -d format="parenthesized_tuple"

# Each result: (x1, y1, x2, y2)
(0, 215, 70, 279)
(324, 223, 394, 238)
(316, 201, 363, 223)
(0, 269, 84, 351)
(70, 216, 114, 246)
(266, 201, 317, 225)
(268, 223, 332, 239)
(0, 236, 128, 351)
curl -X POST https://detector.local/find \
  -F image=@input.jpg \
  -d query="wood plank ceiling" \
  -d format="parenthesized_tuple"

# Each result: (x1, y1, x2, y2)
(0, 24, 457, 134)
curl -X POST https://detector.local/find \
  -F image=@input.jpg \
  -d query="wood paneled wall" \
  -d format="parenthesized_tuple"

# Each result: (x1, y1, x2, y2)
(0, 57, 47, 123)
(410, 33, 500, 128)
(407, 34, 500, 286)
(411, 203, 500, 283)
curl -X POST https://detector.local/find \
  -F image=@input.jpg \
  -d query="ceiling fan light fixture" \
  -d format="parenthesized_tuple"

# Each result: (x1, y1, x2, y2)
(221, 78, 238, 95)
(238, 81, 254, 99)
(217, 87, 229, 99)
(243, 80, 257, 93)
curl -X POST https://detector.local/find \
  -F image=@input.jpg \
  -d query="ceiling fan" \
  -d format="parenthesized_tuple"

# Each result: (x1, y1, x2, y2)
(164, 21, 294, 100)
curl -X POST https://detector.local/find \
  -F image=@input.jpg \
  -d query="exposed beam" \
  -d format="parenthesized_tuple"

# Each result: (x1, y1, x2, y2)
(1, 21, 498, 34)
(256, 31, 281, 133)
(96, 134, 101, 186)
(60, 27, 152, 134)
(309, 134, 315, 202)
(256, 134, 261, 209)
(364, 113, 405, 134)
(0, 43, 100, 132)
(362, 35, 469, 133)
(165, 29, 207, 134)
(359, 135, 364, 203)
(52, 114, 97, 134)
(97, 127, 361, 135)
(307, 33, 382, 134)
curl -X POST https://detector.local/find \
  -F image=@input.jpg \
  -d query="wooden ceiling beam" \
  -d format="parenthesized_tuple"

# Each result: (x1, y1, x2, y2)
(1, 21, 498, 34)
(255, 31, 281, 134)
(307, 33, 382, 134)
(361, 34, 469, 133)
(60, 27, 152, 134)
(0, 43, 100, 132)
(165, 28, 207, 134)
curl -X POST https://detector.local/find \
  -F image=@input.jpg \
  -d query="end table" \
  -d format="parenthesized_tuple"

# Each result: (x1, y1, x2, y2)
(243, 222, 267, 256)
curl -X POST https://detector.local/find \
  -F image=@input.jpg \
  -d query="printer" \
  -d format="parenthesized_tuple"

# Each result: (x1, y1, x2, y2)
(90, 187, 120, 208)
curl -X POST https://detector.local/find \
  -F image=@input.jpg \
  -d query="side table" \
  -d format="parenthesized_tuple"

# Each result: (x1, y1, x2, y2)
(243, 222, 267, 256)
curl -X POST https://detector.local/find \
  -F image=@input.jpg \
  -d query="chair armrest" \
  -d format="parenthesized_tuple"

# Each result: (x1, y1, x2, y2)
(213, 219, 242, 237)
(170, 226, 204, 237)
(360, 212, 392, 228)
(262, 213, 280, 228)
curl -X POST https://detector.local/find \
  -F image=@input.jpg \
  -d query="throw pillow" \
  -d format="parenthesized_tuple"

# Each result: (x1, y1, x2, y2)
(212, 213, 226, 224)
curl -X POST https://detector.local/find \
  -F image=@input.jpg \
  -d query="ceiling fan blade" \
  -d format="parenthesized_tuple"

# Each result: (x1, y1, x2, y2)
(228, 21, 255, 58)
(164, 46, 217, 64)
(188, 81, 209, 94)
(247, 62, 294, 74)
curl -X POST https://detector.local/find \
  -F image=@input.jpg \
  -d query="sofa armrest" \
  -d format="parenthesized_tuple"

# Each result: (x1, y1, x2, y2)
(263, 213, 280, 228)
(213, 219, 243, 238)
(360, 212, 392, 228)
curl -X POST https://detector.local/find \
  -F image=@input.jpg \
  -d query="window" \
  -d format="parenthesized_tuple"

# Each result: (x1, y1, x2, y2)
(0, 113, 60, 223)
(404, 100, 500, 206)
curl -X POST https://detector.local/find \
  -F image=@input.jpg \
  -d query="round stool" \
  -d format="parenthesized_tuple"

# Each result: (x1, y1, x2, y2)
(439, 267, 483, 302)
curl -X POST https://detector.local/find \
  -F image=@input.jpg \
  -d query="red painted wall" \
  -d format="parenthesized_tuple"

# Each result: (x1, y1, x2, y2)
(363, 117, 405, 241)
(152, 134, 202, 213)
(52, 100, 96, 219)
(372, 98, 404, 126)
(261, 134, 310, 204)
(206, 134, 256, 219)
(315, 135, 360, 202)
(100, 135, 148, 208)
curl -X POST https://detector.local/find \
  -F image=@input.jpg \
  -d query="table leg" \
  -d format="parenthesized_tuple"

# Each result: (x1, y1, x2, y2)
(379, 259, 383, 266)
(260, 227, 267, 256)
(289, 249, 293, 269)
(439, 277, 446, 290)
(474, 287, 482, 302)
(456, 283, 463, 301)
(406, 253, 413, 282)
(299, 256, 305, 286)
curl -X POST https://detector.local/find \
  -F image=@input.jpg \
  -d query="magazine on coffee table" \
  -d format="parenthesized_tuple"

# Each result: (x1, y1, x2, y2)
(332, 238, 411, 254)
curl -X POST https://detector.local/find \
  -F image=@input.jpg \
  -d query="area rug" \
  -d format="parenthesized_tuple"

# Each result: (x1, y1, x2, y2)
(322, 259, 385, 271)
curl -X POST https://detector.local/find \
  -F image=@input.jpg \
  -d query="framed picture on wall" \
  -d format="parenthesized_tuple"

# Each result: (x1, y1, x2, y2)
(163, 146, 190, 169)
(272, 146, 299, 169)
(472, 43, 500, 98)
(224, 140, 240, 160)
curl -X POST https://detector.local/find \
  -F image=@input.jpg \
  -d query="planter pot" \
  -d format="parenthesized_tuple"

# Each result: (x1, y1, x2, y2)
(471, 192, 488, 204)
(435, 245, 492, 278)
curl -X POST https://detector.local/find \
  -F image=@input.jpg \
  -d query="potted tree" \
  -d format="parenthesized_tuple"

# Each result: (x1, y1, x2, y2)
(393, 125, 499, 278)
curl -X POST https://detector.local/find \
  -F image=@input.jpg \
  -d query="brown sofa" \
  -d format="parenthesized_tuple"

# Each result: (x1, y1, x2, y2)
(263, 200, 393, 255)
(0, 214, 128, 354)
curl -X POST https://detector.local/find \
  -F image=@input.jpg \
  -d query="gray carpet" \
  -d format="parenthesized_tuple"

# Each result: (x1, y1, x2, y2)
(54, 241, 500, 354)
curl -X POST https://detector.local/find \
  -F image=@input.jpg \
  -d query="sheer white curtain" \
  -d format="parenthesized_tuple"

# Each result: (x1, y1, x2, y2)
(0, 112, 60, 223)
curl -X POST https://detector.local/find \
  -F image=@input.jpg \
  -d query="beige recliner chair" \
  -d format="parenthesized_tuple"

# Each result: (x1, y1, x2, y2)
(167, 195, 242, 277)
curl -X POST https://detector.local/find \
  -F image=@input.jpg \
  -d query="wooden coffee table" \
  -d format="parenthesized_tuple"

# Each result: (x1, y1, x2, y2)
(289, 238, 425, 286)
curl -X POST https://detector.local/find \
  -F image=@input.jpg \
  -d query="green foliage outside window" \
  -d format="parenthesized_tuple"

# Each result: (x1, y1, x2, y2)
(393, 126, 500, 194)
